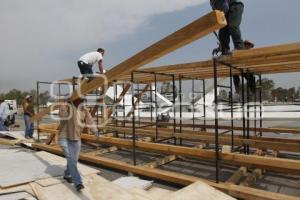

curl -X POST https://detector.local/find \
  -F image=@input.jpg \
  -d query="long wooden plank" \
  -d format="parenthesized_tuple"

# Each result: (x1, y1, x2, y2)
(31, 11, 226, 122)
(118, 63, 300, 82)
(37, 128, 300, 174)
(104, 126, 300, 152)
(32, 143, 300, 200)
(116, 120, 300, 135)
(117, 50, 300, 81)
(39, 125, 300, 152)
(39, 121, 300, 136)
(141, 155, 177, 169)
(139, 48, 300, 73)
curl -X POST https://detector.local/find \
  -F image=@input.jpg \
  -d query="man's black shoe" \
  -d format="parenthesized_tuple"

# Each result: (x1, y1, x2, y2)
(76, 184, 85, 192)
(63, 176, 72, 183)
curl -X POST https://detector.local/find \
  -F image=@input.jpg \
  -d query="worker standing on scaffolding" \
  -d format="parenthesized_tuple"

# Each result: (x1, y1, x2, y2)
(210, 0, 256, 98)
(77, 48, 106, 80)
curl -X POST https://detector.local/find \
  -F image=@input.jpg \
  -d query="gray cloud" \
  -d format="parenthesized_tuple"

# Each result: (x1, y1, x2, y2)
(0, 0, 207, 92)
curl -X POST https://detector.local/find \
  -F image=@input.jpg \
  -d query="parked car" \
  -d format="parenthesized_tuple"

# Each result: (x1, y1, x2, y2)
(4, 100, 17, 125)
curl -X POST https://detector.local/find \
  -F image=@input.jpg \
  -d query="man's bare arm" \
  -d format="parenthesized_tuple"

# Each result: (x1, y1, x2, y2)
(98, 60, 104, 73)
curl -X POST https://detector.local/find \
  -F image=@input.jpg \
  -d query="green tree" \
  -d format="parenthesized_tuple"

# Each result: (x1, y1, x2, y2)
(4, 89, 25, 105)
(288, 87, 296, 101)
(39, 91, 50, 105)
(258, 78, 274, 101)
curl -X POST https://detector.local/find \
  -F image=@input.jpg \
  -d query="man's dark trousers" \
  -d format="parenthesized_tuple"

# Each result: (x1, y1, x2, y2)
(218, 2, 254, 94)
(77, 61, 93, 76)
(219, 2, 244, 53)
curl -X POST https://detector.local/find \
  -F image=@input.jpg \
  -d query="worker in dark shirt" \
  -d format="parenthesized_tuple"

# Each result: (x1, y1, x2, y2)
(23, 95, 35, 139)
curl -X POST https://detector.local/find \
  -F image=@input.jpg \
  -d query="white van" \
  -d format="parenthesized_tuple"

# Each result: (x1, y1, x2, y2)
(4, 100, 17, 125)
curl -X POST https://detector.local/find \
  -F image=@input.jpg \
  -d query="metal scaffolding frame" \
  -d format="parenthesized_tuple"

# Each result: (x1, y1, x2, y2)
(129, 70, 207, 166)
(36, 61, 263, 184)
(36, 80, 71, 142)
(212, 58, 263, 183)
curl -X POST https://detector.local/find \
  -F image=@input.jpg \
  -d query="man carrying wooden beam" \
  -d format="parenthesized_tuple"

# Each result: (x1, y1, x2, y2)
(210, 0, 256, 97)
(77, 48, 106, 80)
(57, 97, 99, 191)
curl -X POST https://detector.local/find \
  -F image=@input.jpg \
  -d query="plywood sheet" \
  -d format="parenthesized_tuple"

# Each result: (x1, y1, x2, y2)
(30, 174, 152, 200)
(0, 149, 98, 188)
(169, 181, 236, 200)
(0, 191, 36, 200)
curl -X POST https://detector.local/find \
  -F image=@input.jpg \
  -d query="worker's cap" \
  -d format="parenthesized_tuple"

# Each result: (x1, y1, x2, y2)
(25, 95, 32, 100)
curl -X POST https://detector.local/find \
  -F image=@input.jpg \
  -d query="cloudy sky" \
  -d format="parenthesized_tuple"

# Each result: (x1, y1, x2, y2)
(0, 0, 299, 93)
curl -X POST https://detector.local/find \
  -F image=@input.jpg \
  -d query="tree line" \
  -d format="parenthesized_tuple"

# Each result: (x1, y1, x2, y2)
(0, 89, 50, 106)
(219, 78, 300, 102)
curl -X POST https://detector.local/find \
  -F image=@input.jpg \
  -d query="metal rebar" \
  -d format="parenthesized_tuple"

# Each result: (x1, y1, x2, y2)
(246, 71, 250, 154)
(154, 74, 158, 140)
(259, 74, 263, 136)
(203, 79, 206, 130)
(213, 58, 220, 183)
(192, 79, 195, 131)
(172, 75, 176, 134)
(241, 69, 246, 154)
(36, 81, 40, 142)
(131, 72, 137, 166)
(230, 67, 234, 152)
(179, 76, 183, 145)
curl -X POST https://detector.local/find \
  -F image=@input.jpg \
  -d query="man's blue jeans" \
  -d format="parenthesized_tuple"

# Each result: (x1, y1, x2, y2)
(0, 118, 8, 131)
(24, 115, 34, 137)
(59, 138, 82, 186)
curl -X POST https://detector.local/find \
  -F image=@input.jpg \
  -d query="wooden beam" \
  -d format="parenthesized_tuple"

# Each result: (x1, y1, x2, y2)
(240, 169, 262, 187)
(32, 143, 300, 200)
(141, 155, 177, 168)
(39, 124, 300, 152)
(116, 121, 300, 135)
(30, 11, 226, 122)
(82, 146, 118, 156)
(37, 128, 300, 174)
(226, 167, 247, 185)
(0, 138, 19, 146)
(104, 126, 300, 152)
(116, 45, 300, 81)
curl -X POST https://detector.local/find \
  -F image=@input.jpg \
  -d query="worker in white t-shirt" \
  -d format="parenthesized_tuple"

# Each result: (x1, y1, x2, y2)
(77, 48, 105, 79)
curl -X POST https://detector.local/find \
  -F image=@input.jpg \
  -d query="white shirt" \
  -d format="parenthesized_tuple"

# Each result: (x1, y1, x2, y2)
(79, 51, 103, 65)
(0, 102, 9, 120)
